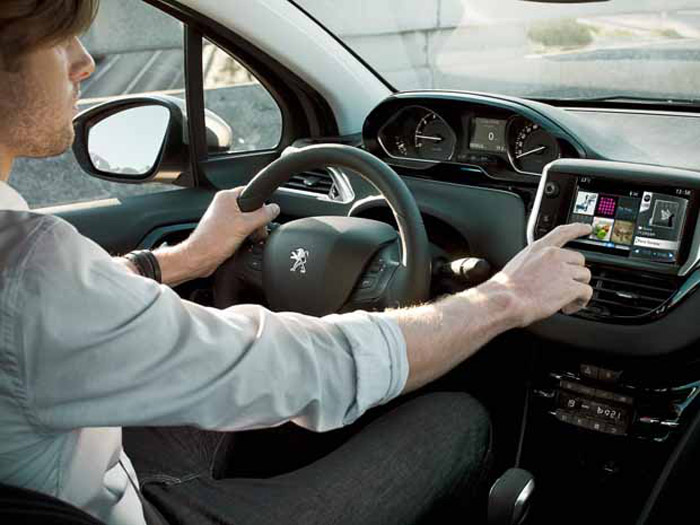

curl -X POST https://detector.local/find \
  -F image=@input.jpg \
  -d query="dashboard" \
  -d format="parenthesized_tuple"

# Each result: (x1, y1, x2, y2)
(355, 92, 700, 517)
(359, 90, 700, 356)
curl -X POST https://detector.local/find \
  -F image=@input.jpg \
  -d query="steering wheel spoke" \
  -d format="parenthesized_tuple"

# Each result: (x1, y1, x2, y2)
(343, 241, 401, 311)
(213, 239, 266, 308)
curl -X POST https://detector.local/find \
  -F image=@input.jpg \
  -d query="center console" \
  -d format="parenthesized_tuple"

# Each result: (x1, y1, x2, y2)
(520, 350, 700, 524)
(520, 160, 700, 523)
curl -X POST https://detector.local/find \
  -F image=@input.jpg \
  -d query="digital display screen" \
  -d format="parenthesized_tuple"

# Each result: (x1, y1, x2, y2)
(470, 118, 507, 153)
(567, 177, 691, 264)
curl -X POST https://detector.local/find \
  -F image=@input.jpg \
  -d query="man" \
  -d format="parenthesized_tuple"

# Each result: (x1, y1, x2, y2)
(0, 1, 593, 524)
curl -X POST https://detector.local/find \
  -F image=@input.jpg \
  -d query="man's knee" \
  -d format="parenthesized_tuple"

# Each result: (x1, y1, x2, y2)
(387, 392, 492, 472)
(404, 392, 490, 440)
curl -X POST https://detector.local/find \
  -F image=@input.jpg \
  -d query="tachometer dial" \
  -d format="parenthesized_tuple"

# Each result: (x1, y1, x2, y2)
(413, 111, 457, 162)
(509, 120, 561, 174)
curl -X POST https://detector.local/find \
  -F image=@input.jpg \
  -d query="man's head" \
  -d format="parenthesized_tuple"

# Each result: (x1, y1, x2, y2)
(0, 0, 98, 171)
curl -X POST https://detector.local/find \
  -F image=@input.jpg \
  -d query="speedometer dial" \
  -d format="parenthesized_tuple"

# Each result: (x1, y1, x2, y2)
(413, 111, 457, 162)
(508, 119, 561, 174)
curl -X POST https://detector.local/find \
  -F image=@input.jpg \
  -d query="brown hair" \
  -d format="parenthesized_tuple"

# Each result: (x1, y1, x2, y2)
(0, 0, 99, 71)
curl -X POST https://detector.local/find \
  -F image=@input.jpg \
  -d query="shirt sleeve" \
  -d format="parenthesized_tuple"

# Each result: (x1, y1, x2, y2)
(13, 216, 408, 433)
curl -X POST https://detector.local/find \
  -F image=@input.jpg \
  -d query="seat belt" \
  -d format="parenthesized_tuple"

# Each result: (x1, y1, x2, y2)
(119, 460, 170, 525)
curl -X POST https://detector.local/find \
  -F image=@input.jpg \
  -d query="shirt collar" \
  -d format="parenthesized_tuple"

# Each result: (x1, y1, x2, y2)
(0, 181, 29, 211)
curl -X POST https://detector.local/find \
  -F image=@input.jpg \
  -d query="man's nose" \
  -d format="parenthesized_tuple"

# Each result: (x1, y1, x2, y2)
(70, 38, 96, 82)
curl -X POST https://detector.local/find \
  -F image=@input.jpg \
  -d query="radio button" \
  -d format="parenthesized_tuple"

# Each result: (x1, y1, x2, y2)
(544, 181, 560, 198)
(612, 393, 634, 405)
(536, 227, 550, 239)
(594, 389, 615, 401)
(578, 384, 596, 397)
(598, 368, 622, 382)
(558, 393, 580, 410)
(574, 415, 590, 428)
(560, 380, 577, 392)
(580, 364, 599, 379)
(590, 420, 605, 432)
(603, 423, 626, 436)
(554, 410, 573, 424)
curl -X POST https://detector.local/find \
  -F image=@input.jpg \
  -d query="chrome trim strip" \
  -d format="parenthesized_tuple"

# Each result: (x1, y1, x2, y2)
(278, 166, 355, 205)
(525, 161, 554, 245)
(515, 479, 535, 514)
(328, 166, 356, 204)
(564, 107, 700, 118)
(678, 212, 700, 276)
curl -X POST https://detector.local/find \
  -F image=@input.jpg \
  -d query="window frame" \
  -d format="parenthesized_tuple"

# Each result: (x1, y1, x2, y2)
(144, 0, 339, 189)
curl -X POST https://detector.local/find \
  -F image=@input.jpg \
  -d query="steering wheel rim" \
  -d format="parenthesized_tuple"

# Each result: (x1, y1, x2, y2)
(215, 144, 430, 313)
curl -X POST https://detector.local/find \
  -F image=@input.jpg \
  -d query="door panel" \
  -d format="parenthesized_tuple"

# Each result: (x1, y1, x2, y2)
(54, 188, 215, 255)
(55, 149, 282, 255)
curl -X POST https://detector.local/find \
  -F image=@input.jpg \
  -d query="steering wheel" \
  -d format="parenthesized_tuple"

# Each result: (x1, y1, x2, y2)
(213, 144, 431, 315)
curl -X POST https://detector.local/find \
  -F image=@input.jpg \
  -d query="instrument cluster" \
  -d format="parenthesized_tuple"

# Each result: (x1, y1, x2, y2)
(376, 105, 568, 177)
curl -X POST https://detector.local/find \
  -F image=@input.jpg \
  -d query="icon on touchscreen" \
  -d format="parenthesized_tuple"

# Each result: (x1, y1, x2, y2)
(590, 217, 614, 242)
(615, 197, 640, 221)
(651, 200, 680, 229)
(573, 192, 598, 215)
(595, 196, 617, 217)
(611, 220, 634, 245)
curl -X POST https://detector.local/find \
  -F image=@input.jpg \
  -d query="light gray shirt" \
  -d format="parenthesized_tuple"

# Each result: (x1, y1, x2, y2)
(0, 182, 409, 525)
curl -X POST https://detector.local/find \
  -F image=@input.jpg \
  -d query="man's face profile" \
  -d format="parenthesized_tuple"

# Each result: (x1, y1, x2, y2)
(0, 1, 97, 167)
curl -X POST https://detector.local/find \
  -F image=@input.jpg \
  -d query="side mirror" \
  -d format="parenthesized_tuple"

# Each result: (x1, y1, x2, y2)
(73, 95, 233, 184)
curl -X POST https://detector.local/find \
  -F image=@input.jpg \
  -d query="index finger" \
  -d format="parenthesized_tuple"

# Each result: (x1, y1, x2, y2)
(537, 223, 592, 248)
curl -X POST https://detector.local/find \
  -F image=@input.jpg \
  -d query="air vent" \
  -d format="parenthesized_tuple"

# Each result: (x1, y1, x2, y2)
(580, 265, 679, 321)
(282, 168, 342, 200)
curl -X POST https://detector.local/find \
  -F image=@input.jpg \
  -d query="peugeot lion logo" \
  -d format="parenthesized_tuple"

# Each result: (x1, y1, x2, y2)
(290, 248, 309, 274)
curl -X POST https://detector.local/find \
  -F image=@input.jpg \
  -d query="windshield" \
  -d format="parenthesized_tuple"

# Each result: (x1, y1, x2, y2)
(295, 0, 700, 102)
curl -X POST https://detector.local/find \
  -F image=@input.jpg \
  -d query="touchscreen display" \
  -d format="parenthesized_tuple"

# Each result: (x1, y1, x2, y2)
(567, 177, 690, 263)
(470, 118, 506, 153)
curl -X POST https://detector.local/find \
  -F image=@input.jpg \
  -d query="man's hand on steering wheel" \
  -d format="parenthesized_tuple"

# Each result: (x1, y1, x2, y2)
(179, 187, 280, 280)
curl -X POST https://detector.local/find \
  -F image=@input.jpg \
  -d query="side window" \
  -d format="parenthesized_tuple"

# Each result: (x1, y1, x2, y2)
(202, 39, 283, 155)
(9, 0, 184, 210)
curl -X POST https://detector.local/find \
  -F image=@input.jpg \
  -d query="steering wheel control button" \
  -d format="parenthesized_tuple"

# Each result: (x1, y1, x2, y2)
(368, 258, 385, 273)
(248, 259, 262, 271)
(544, 181, 560, 199)
(359, 277, 377, 289)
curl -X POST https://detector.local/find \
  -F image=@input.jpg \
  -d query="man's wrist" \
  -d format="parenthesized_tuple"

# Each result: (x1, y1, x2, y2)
(458, 278, 524, 331)
(152, 243, 209, 287)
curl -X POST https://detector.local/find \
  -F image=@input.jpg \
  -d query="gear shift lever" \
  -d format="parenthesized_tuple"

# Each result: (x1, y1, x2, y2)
(488, 468, 535, 525)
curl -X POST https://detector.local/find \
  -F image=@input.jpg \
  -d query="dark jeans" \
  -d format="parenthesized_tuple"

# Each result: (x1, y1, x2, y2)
(123, 392, 492, 525)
